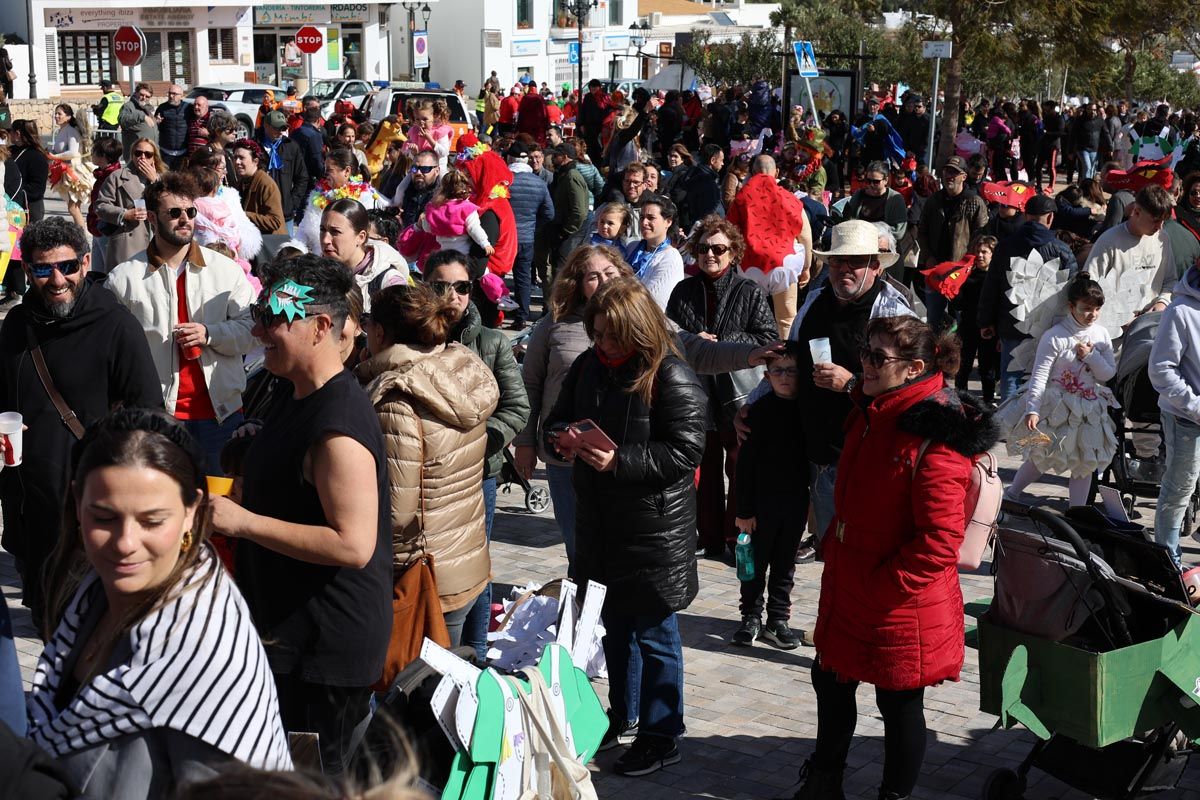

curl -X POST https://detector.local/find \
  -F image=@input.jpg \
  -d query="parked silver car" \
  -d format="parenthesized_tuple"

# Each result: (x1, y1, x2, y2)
(184, 83, 286, 139)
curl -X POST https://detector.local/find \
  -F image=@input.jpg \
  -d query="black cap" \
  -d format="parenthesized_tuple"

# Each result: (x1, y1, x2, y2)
(1024, 194, 1055, 216)
(100, 79, 113, 90)
(507, 141, 531, 160)
(942, 155, 968, 174)
(549, 142, 578, 160)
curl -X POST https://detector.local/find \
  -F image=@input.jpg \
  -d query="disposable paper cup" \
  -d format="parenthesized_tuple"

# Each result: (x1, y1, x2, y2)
(0, 412, 22, 467)
(809, 337, 832, 365)
(206, 476, 234, 496)
(132, 198, 146, 211)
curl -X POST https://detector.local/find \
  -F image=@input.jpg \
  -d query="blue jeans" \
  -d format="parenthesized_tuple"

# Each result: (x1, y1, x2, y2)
(601, 609, 684, 739)
(1079, 149, 1098, 180)
(0, 602, 25, 736)
(546, 463, 577, 574)
(999, 337, 1025, 402)
(513, 241, 534, 321)
(462, 476, 497, 660)
(924, 288, 950, 332)
(1155, 412, 1200, 566)
(182, 411, 245, 477)
(810, 462, 837, 544)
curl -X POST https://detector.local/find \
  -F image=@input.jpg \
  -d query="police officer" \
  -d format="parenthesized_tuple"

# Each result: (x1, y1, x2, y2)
(93, 79, 124, 132)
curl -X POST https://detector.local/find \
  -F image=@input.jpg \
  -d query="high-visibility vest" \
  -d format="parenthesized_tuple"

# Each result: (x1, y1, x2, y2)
(476, 95, 486, 114)
(100, 91, 123, 126)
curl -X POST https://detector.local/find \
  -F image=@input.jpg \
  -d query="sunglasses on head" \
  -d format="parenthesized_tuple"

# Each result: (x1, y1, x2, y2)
(165, 207, 198, 220)
(694, 243, 730, 256)
(858, 345, 911, 369)
(29, 258, 82, 280)
(411, 164, 437, 174)
(430, 279, 472, 297)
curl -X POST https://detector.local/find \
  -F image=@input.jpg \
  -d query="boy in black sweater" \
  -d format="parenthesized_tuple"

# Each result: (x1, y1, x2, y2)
(732, 344, 809, 650)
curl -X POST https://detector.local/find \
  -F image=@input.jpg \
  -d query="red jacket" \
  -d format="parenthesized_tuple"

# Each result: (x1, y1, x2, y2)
(499, 95, 520, 125)
(814, 374, 998, 691)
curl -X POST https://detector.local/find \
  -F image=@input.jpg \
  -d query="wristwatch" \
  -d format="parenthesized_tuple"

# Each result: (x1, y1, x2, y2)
(844, 375, 858, 394)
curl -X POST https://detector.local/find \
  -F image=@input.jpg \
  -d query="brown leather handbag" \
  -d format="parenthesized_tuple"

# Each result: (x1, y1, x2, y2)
(372, 415, 451, 692)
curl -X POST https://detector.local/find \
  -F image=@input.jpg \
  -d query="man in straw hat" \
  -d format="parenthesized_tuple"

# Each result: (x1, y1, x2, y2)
(736, 219, 913, 561)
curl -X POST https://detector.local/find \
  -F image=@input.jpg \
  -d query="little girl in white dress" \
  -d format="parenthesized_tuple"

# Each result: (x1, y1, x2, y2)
(999, 271, 1119, 507)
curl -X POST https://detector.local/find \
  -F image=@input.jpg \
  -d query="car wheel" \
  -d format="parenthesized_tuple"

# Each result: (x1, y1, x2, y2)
(235, 116, 253, 139)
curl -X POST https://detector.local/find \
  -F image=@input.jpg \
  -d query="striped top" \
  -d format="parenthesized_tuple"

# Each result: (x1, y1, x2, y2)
(27, 552, 293, 772)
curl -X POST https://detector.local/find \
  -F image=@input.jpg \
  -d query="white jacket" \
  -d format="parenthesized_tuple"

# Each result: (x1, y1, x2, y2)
(358, 240, 413, 312)
(107, 243, 256, 423)
(1151, 268, 1200, 424)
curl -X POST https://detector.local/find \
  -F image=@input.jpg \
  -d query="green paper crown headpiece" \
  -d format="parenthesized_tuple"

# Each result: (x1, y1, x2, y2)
(267, 278, 316, 322)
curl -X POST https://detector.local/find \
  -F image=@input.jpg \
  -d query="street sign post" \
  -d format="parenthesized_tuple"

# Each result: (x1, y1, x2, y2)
(568, 42, 580, 65)
(295, 25, 323, 95)
(922, 40, 952, 166)
(113, 26, 146, 103)
(413, 30, 429, 71)
(792, 41, 819, 125)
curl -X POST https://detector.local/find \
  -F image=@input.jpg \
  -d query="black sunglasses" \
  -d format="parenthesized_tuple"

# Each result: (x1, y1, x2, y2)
(166, 206, 198, 220)
(858, 345, 911, 369)
(430, 279, 472, 297)
(29, 258, 82, 280)
(694, 243, 730, 256)
(410, 164, 437, 174)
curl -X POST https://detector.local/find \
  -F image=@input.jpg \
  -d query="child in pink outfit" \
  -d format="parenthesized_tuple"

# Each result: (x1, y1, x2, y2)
(419, 170, 494, 255)
(404, 98, 453, 171)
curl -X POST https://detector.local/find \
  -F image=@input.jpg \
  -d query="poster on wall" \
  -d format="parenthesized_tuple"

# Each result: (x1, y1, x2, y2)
(326, 28, 340, 72)
(790, 69, 857, 122)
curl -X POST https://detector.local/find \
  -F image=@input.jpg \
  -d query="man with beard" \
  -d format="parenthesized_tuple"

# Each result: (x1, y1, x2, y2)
(392, 149, 441, 229)
(107, 173, 256, 474)
(0, 217, 160, 628)
(736, 220, 913, 560)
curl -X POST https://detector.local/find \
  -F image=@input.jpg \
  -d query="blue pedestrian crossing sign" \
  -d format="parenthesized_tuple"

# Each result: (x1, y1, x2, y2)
(793, 41, 818, 78)
(568, 42, 580, 65)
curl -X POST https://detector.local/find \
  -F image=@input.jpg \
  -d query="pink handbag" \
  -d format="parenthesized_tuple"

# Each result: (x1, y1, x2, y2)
(915, 442, 1003, 571)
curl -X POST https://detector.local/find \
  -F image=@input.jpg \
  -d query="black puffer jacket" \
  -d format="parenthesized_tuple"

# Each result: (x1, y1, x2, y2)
(666, 268, 776, 426)
(544, 351, 706, 615)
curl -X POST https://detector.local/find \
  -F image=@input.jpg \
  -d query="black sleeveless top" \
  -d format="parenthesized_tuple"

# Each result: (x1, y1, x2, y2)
(237, 369, 391, 686)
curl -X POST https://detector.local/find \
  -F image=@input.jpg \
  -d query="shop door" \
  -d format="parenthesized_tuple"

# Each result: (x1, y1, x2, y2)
(165, 32, 191, 85)
(254, 33, 279, 86)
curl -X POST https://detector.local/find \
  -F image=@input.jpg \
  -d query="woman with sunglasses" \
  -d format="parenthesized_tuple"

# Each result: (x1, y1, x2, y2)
(354, 282, 499, 648)
(839, 159, 908, 245)
(318, 198, 410, 311)
(542, 277, 706, 777)
(794, 315, 997, 800)
(94, 137, 163, 269)
(209, 254, 392, 776)
(666, 217, 775, 561)
(424, 249, 529, 660)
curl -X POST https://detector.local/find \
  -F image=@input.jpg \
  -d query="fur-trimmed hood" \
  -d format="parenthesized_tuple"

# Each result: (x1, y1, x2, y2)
(898, 385, 1000, 457)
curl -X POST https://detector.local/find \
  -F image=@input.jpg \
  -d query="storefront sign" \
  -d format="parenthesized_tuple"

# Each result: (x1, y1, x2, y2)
(603, 35, 628, 51)
(254, 5, 331, 26)
(511, 39, 541, 57)
(46, 8, 138, 31)
(331, 4, 370, 23)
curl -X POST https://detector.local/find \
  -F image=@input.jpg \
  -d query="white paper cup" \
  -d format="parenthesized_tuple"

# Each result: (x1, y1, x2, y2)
(809, 337, 832, 365)
(132, 199, 146, 211)
(0, 412, 22, 466)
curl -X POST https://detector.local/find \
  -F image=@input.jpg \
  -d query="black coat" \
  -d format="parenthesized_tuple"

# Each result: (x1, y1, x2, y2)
(154, 101, 189, 152)
(0, 276, 161, 571)
(666, 269, 775, 425)
(11, 146, 48, 208)
(544, 351, 706, 615)
(260, 135, 309, 219)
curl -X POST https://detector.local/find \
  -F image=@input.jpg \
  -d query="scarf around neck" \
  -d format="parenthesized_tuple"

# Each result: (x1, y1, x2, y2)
(27, 552, 292, 771)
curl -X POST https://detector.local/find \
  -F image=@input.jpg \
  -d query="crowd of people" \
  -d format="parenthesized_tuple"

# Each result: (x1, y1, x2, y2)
(0, 68, 1196, 800)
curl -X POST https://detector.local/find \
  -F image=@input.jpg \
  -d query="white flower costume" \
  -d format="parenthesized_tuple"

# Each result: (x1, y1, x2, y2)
(298, 179, 388, 254)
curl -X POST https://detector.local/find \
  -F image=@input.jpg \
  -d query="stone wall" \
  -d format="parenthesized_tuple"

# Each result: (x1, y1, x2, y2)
(7, 100, 60, 137)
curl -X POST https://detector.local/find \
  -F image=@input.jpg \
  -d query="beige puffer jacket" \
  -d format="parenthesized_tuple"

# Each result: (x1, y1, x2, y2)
(356, 341, 500, 612)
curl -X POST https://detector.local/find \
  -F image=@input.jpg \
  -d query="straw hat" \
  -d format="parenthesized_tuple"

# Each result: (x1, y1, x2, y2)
(813, 220, 899, 268)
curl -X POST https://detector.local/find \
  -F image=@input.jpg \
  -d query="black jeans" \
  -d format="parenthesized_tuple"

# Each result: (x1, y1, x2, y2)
(275, 674, 373, 776)
(738, 516, 802, 621)
(811, 662, 927, 796)
(955, 325, 997, 404)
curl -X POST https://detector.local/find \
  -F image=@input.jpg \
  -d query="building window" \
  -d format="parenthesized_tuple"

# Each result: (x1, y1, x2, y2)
(57, 32, 111, 86)
(517, 0, 533, 29)
(209, 28, 236, 62)
(609, 0, 623, 25)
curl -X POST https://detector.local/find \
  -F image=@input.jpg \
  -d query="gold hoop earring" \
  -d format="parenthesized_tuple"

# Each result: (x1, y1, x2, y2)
(181, 530, 193, 553)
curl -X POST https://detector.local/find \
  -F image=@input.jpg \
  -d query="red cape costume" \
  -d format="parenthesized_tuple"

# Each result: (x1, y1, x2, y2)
(726, 173, 807, 294)
(458, 136, 517, 277)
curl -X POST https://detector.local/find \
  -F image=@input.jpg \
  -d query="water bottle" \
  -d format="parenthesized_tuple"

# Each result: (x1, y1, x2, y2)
(735, 532, 755, 582)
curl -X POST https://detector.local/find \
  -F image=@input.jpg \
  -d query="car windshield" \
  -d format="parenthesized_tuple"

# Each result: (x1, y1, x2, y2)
(389, 94, 468, 124)
(309, 81, 341, 100)
(186, 88, 227, 101)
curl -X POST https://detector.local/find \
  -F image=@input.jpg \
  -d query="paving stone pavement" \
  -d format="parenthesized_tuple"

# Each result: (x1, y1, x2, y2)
(5, 195, 1200, 798)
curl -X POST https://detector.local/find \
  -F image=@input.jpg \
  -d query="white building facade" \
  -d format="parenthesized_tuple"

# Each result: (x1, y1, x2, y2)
(0, 1, 401, 99)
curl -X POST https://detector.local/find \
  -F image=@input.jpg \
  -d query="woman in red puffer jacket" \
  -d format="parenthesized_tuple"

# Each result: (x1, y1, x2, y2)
(791, 315, 998, 800)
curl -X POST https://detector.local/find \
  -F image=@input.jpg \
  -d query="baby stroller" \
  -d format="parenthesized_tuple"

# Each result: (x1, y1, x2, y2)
(498, 447, 551, 513)
(978, 507, 1199, 799)
(1098, 311, 1200, 530)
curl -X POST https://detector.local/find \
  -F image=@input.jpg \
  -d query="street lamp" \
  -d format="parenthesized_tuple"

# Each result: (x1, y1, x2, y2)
(25, 0, 36, 98)
(563, 0, 598, 95)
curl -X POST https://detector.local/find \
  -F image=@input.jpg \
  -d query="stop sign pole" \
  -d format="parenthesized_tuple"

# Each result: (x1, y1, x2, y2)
(295, 26, 323, 95)
(113, 26, 146, 98)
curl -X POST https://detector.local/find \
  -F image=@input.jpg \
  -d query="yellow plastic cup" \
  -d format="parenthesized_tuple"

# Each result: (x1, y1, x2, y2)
(206, 476, 234, 496)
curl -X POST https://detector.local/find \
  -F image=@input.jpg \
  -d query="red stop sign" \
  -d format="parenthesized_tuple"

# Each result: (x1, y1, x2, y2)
(295, 26, 324, 55)
(113, 26, 146, 68)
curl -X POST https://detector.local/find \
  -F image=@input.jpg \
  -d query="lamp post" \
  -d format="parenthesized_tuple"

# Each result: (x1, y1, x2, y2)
(564, 0, 597, 95)
(628, 20, 648, 81)
(420, 2, 431, 82)
(25, 0, 36, 98)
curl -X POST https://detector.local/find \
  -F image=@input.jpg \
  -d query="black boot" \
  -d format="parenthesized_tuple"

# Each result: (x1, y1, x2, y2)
(786, 759, 846, 800)
(877, 791, 910, 800)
